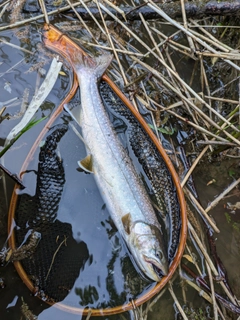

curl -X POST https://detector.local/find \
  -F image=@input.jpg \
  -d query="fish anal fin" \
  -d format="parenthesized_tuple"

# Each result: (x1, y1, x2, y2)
(121, 213, 132, 235)
(78, 155, 93, 173)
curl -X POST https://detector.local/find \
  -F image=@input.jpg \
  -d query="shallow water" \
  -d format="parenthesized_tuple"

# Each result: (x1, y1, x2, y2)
(0, 4, 240, 320)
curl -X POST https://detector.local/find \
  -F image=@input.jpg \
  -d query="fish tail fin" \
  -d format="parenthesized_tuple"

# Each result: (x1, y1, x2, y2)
(67, 46, 113, 79)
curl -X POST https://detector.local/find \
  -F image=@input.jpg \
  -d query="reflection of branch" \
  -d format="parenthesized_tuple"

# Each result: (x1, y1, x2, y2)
(45, 236, 67, 281)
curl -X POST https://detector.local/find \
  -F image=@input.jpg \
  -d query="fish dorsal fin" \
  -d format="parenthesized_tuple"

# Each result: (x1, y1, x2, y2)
(78, 155, 93, 173)
(121, 213, 132, 235)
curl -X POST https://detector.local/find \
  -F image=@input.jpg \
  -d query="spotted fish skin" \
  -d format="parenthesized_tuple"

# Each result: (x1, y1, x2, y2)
(100, 81, 181, 263)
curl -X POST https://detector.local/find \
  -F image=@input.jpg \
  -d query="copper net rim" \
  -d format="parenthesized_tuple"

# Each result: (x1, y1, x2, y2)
(8, 24, 187, 317)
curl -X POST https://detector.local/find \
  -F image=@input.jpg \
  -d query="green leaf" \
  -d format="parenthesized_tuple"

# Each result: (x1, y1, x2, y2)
(0, 117, 47, 158)
(148, 124, 175, 135)
(228, 169, 235, 178)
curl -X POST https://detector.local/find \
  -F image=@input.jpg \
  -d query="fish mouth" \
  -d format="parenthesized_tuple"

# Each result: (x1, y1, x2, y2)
(143, 255, 168, 281)
(152, 263, 164, 279)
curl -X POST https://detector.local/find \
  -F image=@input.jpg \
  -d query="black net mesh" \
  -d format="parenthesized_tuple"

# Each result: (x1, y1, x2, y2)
(14, 124, 89, 303)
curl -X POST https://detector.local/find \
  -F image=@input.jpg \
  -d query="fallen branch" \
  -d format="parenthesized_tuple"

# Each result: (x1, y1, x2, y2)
(56, 1, 240, 20)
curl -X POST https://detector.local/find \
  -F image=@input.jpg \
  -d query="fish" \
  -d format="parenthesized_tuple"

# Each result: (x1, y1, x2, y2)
(68, 51, 169, 281)
(99, 81, 181, 263)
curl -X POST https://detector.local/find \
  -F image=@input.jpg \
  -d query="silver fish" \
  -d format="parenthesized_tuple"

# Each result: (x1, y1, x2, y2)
(69, 52, 168, 281)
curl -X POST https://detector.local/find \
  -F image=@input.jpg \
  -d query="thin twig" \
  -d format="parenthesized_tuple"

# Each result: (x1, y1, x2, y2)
(131, 57, 240, 144)
(197, 140, 236, 146)
(45, 236, 67, 281)
(38, 0, 49, 24)
(0, 1, 82, 31)
(168, 282, 188, 320)
(189, 18, 233, 52)
(181, 146, 209, 188)
(95, 0, 128, 85)
(206, 262, 219, 320)
(185, 188, 220, 233)
(65, 0, 97, 40)
(205, 178, 240, 213)
(0, 38, 33, 55)
(0, 2, 9, 19)
(0, 0, 10, 9)
(204, 96, 240, 104)
(145, 0, 240, 72)
(185, 279, 213, 303)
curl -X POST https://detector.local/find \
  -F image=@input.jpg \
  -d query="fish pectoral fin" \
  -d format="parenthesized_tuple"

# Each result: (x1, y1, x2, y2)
(121, 213, 132, 235)
(78, 155, 94, 174)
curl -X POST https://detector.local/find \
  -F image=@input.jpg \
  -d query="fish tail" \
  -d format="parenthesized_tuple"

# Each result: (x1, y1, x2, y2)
(67, 45, 113, 79)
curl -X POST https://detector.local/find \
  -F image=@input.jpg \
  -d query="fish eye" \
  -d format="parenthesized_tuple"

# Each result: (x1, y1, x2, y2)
(155, 250, 163, 260)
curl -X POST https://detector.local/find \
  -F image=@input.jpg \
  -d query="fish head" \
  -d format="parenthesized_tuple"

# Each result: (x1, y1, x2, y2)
(129, 221, 169, 282)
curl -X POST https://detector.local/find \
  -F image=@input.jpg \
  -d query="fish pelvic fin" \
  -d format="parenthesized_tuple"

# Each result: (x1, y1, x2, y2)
(78, 155, 94, 174)
(67, 45, 113, 79)
(122, 213, 132, 235)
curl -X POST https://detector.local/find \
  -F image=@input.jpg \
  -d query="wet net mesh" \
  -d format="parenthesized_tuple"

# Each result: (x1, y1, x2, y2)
(14, 124, 89, 303)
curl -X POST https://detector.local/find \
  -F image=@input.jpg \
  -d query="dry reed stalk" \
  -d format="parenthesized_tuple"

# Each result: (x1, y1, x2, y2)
(101, 0, 126, 20)
(128, 41, 240, 137)
(185, 279, 213, 304)
(139, 13, 187, 112)
(185, 188, 220, 233)
(179, 266, 187, 305)
(205, 177, 240, 213)
(179, 0, 195, 52)
(86, 309, 92, 320)
(38, 0, 49, 25)
(150, 27, 192, 54)
(204, 96, 240, 104)
(212, 76, 240, 96)
(65, 0, 96, 40)
(184, 279, 226, 320)
(189, 19, 234, 52)
(95, 1, 129, 86)
(206, 261, 219, 320)
(168, 282, 188, 320)
(0, 0, 10, 9)
(0, 58, 25, 78)
(144, 0, 240, 72)
(78, 0, 106, 36)
(0, 2, 9, 19)
(181, 146, 208, 188)
(185, 243, 203, 274)
(200, 56, 212, 114)
(143, 288, 167, 317)
(199, 52, 240, 60)
(0, 38, 33, 54)
(132, 57, 240, 145)
(196, 140, 237, 146)
(144, 96, 230, 142)
(78, 40, 144, 56)
(0, 1, 82, 31)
